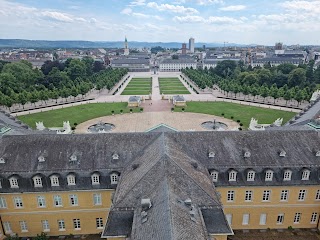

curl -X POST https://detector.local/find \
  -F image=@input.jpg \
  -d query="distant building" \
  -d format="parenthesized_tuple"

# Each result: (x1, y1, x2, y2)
(189, 37, 195, 53)
(111, 57, 150, 72)
(181, 43, 187, 55)
(159, 58, 197, 72)
(275, 42, 284, 54)
(124, 36, 129, 56)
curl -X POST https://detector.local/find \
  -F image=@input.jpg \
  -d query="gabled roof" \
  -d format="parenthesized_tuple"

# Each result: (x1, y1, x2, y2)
(145, 123, 178, 133)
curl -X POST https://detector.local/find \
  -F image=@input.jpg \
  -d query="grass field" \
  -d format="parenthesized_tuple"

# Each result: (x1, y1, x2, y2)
(159, 77, 190, 95)
(174, 102, 296, 129)
(18, 103, 140, 129)
(121, 77, 152, 95)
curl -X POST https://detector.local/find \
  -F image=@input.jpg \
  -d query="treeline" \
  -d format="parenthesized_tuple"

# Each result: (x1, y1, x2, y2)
(182, 60, 320, 105)
(0, 58, 128, 109)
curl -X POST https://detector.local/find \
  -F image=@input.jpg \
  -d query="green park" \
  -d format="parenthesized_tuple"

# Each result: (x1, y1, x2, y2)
(121, 77, 152, 95)
(159, 77, 190, 95)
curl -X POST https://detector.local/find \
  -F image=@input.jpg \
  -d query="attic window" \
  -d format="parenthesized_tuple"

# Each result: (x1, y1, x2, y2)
(279, 150, 286, 157)
(112, 153, 119, 160)
(316, 151, 320, 157)
(208, 152, 215, 158)
(69, 155, 77, 162)
(38, 156, 45, 162)
(0, 158, 5, 164)
(244, 151, 251, 158)
(210, 171, 218, 182)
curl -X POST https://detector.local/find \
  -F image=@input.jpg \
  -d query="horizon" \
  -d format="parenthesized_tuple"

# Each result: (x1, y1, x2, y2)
(1, 0, 320, 45)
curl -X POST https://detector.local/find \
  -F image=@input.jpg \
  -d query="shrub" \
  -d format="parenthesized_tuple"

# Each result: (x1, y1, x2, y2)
(73, 123, 78, 126)
(120, 109, 123, 114)
(288, 226, 293, 231)
(182, 108, 185, 112)
(140, 108, 143, 112)
(236, 119, 241, 123)
(171, 108, 174, 112)
(130, 109, 133, 112)
(240, 123, 243, 126)
(71, 126, 76, 130)
(231, 116, 234, 119)
(111, 110, 114, 114)
(221, 113, 225, 116)
(238, 127, 242, 131)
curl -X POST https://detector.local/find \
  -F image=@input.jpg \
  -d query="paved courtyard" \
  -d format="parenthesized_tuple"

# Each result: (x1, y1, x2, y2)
(75, 112, 239, 133)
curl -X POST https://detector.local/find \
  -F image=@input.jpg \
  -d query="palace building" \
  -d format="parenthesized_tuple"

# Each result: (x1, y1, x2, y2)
(1, 130, 320, 240)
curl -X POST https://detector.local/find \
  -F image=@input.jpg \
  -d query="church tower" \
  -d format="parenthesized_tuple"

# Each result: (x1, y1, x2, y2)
(124, 36, 129, 56)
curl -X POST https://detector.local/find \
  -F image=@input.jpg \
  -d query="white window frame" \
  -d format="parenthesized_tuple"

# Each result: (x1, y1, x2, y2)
(247, 171, 255, 181)
(3, 221, 12, 233)
(69, 194, 78, 206)
(50, 175, 59, 186)
(42, 220, 50, 232)
(37, 196, 46, 208)
(73, 219, 81, 230)
(53, 195, 63, 207)
(301, 170, 310, 180)
(14, 196, 23, 208)
(227, 190, 235, 202)
(245, 190, 253, 202)
(294, 212, 301, 224)
(225, 214, 232, 226)
(91, 173, 100, 185)
(93, 193, 102, 206)
(9, 177, 19, 188)
(311, 212, 318, 224)
(0, 196, 7, 208)
(58, 219, 65, 231)
(316, 190, 320, 200)
(265, 170, 273, 181)
(259, 213, 267, 225)
(96, 218, 104, 229)
(229, 170, 237, 182)
(242, 214, 250, 225)
(33, 176, 43, 187)
(283, 170, 292, 181)
(110, 173, 119, 185)
(280, 190, 289, 201)
(277, 214, 284, 224)
(67, 174, 76, 185)
(19, 220, 28, 232)
(298, 189, 307, 201)
(262, 190, 271, 202)
(210, 171, 218, 182)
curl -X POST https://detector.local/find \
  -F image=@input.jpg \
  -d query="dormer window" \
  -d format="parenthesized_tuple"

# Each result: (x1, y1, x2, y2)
(33, 176, 43, 187)
(265, 170, 273, 181)
(50, 175, 59, 186)
(91, 173, 100, 185)
(67, 174, 76, 186)
(208, 152, 215, 158)
(229, 170, 237, 182)
(112, 153, 119, 160)
(0, 158, 5, 164)
(244, 151, 251, 158)
(247, 170, 255, 181)
(69, 155, 77, 163)
(283, 170, 292, 181)
(279, 150, 286, 157)
(9, 177, 19, 188)
(110, 173, 119, 185)
(301, 169, 310, 180)
(38, 156, 45, 162)
(210, 171, 218, 182)
(316, 151, 320, 157)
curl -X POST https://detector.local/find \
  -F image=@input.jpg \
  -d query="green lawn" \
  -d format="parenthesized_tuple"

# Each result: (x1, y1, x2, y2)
(121, 77, 152, 95)
(174, 102, 296, 129)
(159, 77, 190, 95)
(18, 103, 141, 129)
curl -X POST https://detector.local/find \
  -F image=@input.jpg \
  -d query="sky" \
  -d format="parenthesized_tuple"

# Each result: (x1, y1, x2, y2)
(1, 0, 320, 45)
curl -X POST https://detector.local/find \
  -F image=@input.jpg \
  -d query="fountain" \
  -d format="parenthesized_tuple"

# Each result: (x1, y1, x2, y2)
(201, 119, 228, 131)
(88, 121, 115, 133)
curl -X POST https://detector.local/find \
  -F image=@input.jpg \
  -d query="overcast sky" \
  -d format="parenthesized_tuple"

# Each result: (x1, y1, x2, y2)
(1, 0, 320, 45)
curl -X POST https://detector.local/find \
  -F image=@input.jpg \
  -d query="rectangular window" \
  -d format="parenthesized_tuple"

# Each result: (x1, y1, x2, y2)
(70, 194, 78, 206)
(227, 190, 235, 202)
(277, 214, 284, 224)
(0, 196, 7, 208)
(37, 196, 46, 207)
(262, 190, 271, 201)
(73, 219, 81, 230)
(42, 220, 50, 232)
(19, 221, 28, 232)
(280, 190, 289, 201)
(225, 214, 232, 226)
(245, 190, 253, 202)
(14, 196, 23, 208)
(93, 193, 102, 206)
(298, 190, 306, 201)
(242, 214, 250, 225)
(58, 220, 65, 231)
(3, 222, 12, 233)
(96, 218, 103, 228)
(260, 213, 267, 225)
(294, 213, 301, 224)
(54, 195, 62, 207)
(316, 190, 320, 200)
(311, 213, 318, 224)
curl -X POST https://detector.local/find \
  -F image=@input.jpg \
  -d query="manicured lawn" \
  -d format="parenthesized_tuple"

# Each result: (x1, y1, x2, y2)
(174, 102, 296, 129)
(159, 77, 190, 95)
(18, 103, 141, 129)
(121, 77, 152, 95)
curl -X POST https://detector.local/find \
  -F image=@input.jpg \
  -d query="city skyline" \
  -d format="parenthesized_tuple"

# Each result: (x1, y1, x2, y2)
(1, 0, 320, 45)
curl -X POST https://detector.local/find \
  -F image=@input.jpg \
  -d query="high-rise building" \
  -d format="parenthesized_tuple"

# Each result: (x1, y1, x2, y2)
(189, 37, 195, 53)
(124, 36, 129, 56)
(181, 43, 187, 55)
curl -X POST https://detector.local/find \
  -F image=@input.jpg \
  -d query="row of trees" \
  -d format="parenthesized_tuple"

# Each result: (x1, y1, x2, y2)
(0, 58, 128, 110)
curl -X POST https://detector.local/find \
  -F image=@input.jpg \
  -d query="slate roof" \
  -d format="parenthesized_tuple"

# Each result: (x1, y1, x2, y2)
(128, 96, 141, 102)
(111, 58, 150, 65)
(160, 58, 197, 64)
(173, 95, 185, 102)
(0, 111, 34, 136)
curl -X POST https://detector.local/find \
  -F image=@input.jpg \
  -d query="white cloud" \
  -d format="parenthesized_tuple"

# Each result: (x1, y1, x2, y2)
(147, 2, 199, 14)
(219, 5, 246, 11)
(197, 0, 224, 5)
(128, 0, 146, 7)
(120, 7, 163, 20)
(121, 8, 133, 15)
(174, 15, 244, 24)
(281, 0, 320, 14)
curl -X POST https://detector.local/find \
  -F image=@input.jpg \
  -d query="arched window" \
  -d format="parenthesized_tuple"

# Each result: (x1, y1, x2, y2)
(265, 170, 273, 181)
(283, 170, 292, 181)
(110, 173, 119, 185)
(50, 175, 59, 186)
(247, 170, 255, 181)
(91, 173, 100, 185)
(33, 176, 43, 187)
(9, 177, 19, 188)
(229, 170, 237, 182)
(301, 169, 310, 180)
(67, 174, 76, 186)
